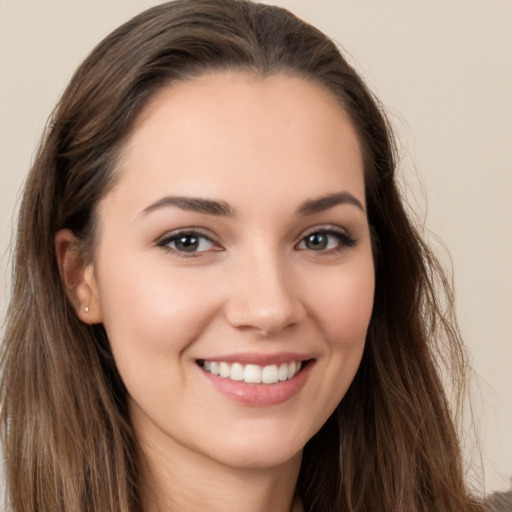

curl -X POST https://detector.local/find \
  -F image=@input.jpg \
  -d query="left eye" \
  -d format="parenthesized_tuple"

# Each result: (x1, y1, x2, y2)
(296, 229, 355, 252)
(158, 231, 216, 253)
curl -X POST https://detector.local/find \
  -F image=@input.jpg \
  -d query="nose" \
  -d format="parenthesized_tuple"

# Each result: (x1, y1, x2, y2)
(224, 251, 306, 336)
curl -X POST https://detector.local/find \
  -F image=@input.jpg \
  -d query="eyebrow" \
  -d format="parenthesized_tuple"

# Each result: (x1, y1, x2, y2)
(297, 191, 365, 215)
(141, 190, 364, 218)
(142, 196, 235, 217)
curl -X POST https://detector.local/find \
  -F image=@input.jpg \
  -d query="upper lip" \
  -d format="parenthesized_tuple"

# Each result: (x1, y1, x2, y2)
(196, 352, 313, 366)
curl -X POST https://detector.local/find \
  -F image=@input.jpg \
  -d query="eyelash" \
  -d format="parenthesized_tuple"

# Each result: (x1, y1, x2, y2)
(156, 229, 220, 257)
(295, 226, 356, 254)
(155, 226, 356, 257)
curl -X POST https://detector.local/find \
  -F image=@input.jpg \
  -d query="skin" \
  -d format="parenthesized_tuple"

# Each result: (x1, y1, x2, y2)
(57, 72, 375, 512)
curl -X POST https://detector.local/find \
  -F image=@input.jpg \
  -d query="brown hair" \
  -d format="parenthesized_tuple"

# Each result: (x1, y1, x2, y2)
(1, 1, 484, 511)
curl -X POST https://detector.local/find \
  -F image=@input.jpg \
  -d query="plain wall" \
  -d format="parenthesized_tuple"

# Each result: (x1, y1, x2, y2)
(1, 0, 511, 495)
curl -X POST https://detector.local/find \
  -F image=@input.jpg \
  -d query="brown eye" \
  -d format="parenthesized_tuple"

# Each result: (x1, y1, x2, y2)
(174, 234, 201, 252)
(158, 231, 217, 254)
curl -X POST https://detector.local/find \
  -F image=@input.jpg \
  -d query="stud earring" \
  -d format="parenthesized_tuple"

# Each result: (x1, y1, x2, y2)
(84, 306, 89, 313)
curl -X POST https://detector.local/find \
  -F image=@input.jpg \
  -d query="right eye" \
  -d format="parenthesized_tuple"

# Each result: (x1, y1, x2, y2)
(157, 230, 219, 255)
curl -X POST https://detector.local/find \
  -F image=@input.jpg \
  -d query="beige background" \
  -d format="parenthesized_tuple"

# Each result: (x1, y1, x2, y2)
(1, 0, 511, 495)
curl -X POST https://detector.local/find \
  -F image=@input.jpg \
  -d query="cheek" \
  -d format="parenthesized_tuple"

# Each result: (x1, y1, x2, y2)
(310, 259, 375, 348)
(295, 259, 374, 435)
(95, 251, 221, 361)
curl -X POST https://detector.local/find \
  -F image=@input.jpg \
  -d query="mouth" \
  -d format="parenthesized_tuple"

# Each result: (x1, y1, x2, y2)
(196, 355, 314, 406)
(197, 359, 310, 385)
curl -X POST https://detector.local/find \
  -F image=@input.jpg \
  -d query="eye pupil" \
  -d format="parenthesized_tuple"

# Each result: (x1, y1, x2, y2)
(306, 233, 328, 250)
(176, 235, 199, 252)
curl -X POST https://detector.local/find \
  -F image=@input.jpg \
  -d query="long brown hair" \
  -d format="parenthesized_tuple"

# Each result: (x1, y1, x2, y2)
(1, 1, 484, 510)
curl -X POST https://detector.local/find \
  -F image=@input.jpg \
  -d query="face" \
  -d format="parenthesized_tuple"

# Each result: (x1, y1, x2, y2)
(87, 72, 374, 471)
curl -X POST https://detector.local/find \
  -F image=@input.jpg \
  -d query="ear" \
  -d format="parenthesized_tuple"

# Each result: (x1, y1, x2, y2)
(55, 229, 103, 324)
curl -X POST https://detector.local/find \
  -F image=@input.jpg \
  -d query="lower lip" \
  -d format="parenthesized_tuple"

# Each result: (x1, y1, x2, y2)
(199, 362, 313, 406)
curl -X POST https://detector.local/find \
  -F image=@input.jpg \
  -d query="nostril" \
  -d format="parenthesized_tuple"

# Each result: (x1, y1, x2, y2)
(224, 299, 306, 336)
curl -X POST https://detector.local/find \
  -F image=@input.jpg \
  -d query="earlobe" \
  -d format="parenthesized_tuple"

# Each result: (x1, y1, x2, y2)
(55, 229, 103, 324)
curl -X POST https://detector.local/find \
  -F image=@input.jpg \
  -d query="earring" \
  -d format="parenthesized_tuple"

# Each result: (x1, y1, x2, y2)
(84, 306, 89, 313)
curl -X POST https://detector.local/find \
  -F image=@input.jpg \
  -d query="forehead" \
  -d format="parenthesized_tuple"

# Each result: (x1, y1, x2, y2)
(110, 72, 365, 214)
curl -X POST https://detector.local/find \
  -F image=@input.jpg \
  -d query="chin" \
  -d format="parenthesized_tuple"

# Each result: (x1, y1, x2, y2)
(215, 446, 302, 471)
(203, 426, 306, 470)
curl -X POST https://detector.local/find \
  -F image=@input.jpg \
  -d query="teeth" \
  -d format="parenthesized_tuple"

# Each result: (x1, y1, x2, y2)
(230, 363, 244, 381)
(210, 361, 219, 376)
(278, 363, 288, 381)
(201, 360, 303, 384)
(288, 361, 296, 379)
(244, 364, 261, 383)
(261, 364, 278, 384)
(219, 362, 230, 378)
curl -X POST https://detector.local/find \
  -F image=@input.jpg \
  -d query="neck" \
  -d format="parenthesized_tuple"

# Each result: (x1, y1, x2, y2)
(138, 431, 303, 512)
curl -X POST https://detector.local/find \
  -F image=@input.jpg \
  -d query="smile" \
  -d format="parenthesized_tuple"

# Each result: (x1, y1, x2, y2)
(201, 360, 303, 384)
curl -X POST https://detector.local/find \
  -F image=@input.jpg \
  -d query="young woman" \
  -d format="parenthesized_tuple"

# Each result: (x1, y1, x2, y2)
(0, 1, 485, 511)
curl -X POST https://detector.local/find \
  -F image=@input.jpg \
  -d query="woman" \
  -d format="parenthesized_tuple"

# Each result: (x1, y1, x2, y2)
(0, 1, 485, 511)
